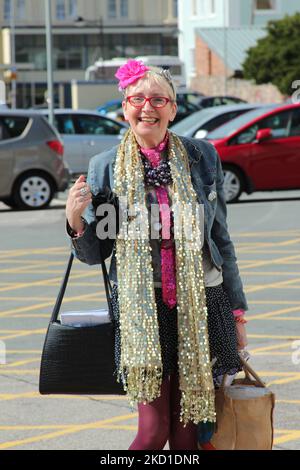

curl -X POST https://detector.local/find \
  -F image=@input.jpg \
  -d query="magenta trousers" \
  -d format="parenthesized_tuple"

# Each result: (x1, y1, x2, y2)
(129, 373, 198, 450)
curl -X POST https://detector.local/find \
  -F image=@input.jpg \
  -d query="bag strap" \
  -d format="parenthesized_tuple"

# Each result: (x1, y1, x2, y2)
(240, 356, 266, 388)
(221, 356, 266, 389)
(50, 242, 113, 323)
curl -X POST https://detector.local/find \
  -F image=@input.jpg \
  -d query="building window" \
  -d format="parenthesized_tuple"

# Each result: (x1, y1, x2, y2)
(16, 0, 26, 19)
(68, 0, 77, 17)
(120, 0, 128, 18)
(108, 0, 117, 18)
(210, 0, 215, 14)
(56, 0, 66, 20)
(192, 0, 197, 16)
(173, 0, 178, 17)
(255, 0, 276, 10)
(198, 0, 206, 16)
(4, 0, 11, 20)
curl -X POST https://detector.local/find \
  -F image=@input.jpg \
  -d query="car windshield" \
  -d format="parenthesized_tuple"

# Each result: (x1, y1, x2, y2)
(207, 105, 277, 139)
(170, 108, 222, 133)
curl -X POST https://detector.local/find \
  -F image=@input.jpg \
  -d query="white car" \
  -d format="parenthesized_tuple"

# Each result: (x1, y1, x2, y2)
(42, 109, 128, 175)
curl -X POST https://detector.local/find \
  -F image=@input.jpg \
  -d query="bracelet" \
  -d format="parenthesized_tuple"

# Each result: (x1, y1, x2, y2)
(232, 308, 245, 318)
(235, 316, 247, 324)
(67, 218, 86, 239)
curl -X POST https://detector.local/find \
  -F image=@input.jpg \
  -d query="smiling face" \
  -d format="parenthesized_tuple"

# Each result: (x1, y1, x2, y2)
(122, 73, 177, 148)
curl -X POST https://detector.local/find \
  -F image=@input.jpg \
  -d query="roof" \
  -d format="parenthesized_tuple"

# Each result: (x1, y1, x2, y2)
(195, 27, 267, 71)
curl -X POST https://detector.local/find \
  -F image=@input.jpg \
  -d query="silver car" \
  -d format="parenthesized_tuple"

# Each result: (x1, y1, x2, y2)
(170, 104, 263, 139)
(42, 109, 128, 175)
(0, 110, 69, 210)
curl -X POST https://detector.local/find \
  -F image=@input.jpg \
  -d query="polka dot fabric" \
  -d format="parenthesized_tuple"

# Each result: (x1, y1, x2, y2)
(111, 283, 242, 385)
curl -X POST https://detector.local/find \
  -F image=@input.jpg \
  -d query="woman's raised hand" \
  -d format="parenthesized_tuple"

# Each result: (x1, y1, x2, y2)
(66, 175, 92, 232)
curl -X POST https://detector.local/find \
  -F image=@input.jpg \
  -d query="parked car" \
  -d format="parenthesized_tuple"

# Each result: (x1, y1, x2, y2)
(0, 110, 69, 210)
(170, 103, 263, 139)
(96, 99, 123, 115)
(175, 89, 205, 106)
(42, 109, 128, 175)
(198, 95, 247, 108)
(206, 103, 300, 202)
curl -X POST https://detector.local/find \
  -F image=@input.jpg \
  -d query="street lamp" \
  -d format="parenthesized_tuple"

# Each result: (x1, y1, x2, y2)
(45, 0, 54, 126)
(10, 0, 17, 108)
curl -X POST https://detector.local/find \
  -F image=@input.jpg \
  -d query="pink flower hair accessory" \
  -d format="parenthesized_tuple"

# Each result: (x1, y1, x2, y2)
(115, 59, 150, 90)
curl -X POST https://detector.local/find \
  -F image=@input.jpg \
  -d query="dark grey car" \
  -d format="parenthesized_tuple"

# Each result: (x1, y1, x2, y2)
(0, 110, 69, 209)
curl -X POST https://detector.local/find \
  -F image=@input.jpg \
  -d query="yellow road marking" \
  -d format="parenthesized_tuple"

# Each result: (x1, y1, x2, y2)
(245, 284, 300, 290)
(0, 270, 101, 294)
(260, 317, 300, 321)
(250, 342, 294, 353)
(248, 305, 300, 320)
(267, 373, 300, 386)
(5, 358, 40, 367)
(253, 352, 292, 356)
(0, 330, 45, 341)
(5, 350, 40, 354)
(0, 369, 40, 375)
(240, 254, 300, 270)
(277, 400, 300, 404)
(274, 431, 300, 445)
(0, 413, 138, 450)
(247, 300, 300, 304)
(0, 247, 67, 259)
(0, 291, 105, 318)
(0, 259, 67, 266)
(245, 277, 300, 294)
(248, 333, 300, 339)
(235, 238, 300, 248)
(232, 231, 300, 237)
(0, 392, 128, 401)
(240, 271, 300, 276)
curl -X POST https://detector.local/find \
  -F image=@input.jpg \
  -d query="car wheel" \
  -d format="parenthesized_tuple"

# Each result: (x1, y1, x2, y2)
(222, 165, 243, 203)
(12, 172, 55, 210)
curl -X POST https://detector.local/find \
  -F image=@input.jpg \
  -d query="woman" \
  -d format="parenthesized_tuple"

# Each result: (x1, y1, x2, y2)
(66, 59, 248, 450)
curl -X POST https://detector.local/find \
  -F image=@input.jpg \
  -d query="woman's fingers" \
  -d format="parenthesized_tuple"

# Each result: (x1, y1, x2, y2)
(66, 174, 92, 221)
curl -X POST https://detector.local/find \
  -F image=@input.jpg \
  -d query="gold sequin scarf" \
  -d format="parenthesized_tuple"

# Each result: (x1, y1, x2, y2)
(113, 128, 216, 424)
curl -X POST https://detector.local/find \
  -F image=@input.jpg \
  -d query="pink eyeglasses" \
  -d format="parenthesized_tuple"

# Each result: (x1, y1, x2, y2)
(126, 96, 173, 109)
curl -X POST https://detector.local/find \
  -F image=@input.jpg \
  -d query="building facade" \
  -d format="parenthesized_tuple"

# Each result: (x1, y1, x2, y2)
(178, 0, 300, 86)
(0, 0, 178, 107)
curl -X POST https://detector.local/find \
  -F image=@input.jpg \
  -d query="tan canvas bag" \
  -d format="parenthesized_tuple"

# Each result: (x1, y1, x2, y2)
(210, 357, 275, 450)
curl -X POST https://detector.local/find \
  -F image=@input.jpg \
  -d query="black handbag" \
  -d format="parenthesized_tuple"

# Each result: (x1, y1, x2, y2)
(39, 241, 125, 395)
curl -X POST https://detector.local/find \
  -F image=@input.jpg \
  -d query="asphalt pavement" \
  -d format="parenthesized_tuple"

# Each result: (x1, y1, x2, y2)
(0, 189, 300, 450)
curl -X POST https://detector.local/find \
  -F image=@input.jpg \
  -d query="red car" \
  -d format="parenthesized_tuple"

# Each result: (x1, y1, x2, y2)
(207, 103, 300, 202)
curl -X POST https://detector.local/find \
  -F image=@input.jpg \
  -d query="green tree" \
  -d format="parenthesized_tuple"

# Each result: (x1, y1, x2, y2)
(243, 13, 300, 96)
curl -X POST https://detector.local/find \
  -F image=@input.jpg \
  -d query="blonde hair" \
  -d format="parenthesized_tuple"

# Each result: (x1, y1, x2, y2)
(123, 66, 177, 101)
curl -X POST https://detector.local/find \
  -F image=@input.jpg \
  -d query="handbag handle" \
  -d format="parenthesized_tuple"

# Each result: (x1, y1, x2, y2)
(221, 356, 266, 389)
(239, 356, 266, 388)
(50, 241, 113, 323)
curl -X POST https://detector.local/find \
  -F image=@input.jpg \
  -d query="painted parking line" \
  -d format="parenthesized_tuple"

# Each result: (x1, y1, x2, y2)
(0, 413, 138, 450)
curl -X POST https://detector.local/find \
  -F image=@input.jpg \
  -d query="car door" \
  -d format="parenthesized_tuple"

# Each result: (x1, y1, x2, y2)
(54, 113, 84, 175)
(0, 117, 14, 196)
(73, 114, 124, 171)
(230, 109, 298, 190)
(283, 107, 300, 187)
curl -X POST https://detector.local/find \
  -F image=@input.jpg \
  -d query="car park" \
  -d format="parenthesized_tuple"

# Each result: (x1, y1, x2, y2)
(42, 109, 128, 175)
(198, 95, 247, 108)
(0, 110, 69, 210)
(206, 103, 300, 202)
(170, 103, 262, 139)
